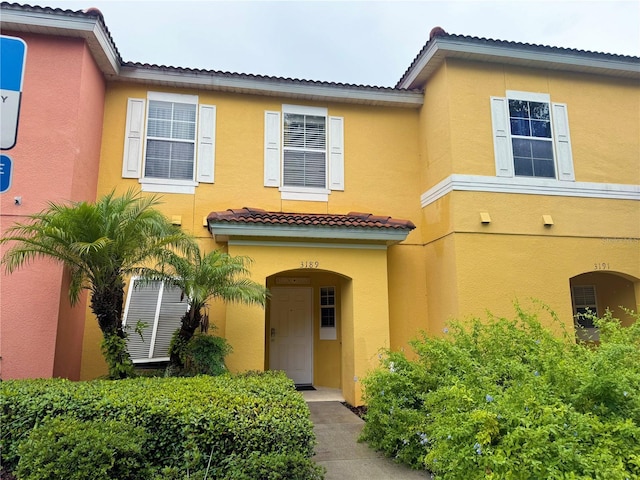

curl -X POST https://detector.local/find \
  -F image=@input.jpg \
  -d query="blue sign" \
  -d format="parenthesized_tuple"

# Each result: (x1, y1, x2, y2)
(0, 155, 13, 193)
(1, 35, 27, 150)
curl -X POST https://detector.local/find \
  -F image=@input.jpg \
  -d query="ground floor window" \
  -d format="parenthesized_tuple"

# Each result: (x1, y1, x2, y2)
(122, 279, 188, 362)
(320, 286, 336, 340)
(572, 284, 599, 341)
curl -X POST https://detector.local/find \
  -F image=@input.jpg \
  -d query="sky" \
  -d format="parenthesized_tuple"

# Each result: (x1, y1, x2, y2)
(38, 0, 640, 87)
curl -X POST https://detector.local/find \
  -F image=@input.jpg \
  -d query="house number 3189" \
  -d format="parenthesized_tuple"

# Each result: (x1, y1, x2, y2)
(301, 261, 319, 269)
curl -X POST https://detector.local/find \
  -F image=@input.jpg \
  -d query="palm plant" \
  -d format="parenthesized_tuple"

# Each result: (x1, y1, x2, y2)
(156, 248, 268, 370)
(0, 189, 193, 378)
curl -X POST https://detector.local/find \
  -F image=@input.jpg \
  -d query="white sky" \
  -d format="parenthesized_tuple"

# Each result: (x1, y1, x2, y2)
(40, 0, 640, 87)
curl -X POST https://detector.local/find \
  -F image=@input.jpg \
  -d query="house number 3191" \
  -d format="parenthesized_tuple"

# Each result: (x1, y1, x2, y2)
(301, 261, 319, 269)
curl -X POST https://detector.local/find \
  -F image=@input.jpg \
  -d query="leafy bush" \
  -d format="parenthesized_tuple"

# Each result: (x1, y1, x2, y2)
(183, 333, 232, 376)
(16, 418, 150, 480)
(361, 305, 640, 479)
(221, 451, 325, 480)
(1, 371, 319, 478)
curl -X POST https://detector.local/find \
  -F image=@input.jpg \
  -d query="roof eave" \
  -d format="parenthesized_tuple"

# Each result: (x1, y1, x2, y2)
(115, 66, 424, 107)
(0, 7, 121, 76)
(208, 223, 412, 245)
(397, 37, 640, 89)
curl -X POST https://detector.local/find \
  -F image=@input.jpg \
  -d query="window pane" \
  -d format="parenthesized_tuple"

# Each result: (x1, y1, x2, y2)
(529, 102, 550, 120)
(283, 151, 326, 188)
(173, 103, 196, 122)
(514, 157, 534, 176)
(149, 101, 172, 120)
(512, 138, 532, 157)
(145, 140, 194, 180)
(533, 159, 556, 178)
(284, 114, 305, 148)
(531, 139, 553, 160)
(148, 119, 171, 138)
(531, 120, 551, 138)
(510, 118, 531, 136)
(321, 308, 335, 328)
(172, 121, 196, 141)
(508, 100, 529, 118)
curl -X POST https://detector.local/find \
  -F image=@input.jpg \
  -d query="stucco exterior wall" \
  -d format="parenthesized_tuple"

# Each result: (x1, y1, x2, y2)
(1, 33, 104, 380)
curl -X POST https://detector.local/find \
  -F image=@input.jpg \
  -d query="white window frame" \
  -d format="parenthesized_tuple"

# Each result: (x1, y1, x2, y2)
(264, 105, 344, 202)
(122, 92, 216, 194)
(490, 90, 575, 184)
(122, 277, 189, 363)
(571, 284, 599, 341)
(319, 286, 337, 341)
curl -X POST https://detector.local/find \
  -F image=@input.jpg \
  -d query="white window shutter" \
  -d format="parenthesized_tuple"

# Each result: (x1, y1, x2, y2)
(552, 103, 575, 181)
(329, 116, 344, 191)
(122, 98, 145, 178)
(490, 97, 514, 177)
(197, 104, 216, 183)
(264, 111, 281, 187)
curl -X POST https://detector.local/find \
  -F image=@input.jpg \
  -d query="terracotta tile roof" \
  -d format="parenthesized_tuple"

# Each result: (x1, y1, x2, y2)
(207, 208, 416, 230)
(396, 30, 640, 88)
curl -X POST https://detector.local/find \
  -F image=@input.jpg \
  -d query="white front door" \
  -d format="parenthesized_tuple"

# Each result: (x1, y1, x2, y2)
(269, 287, 313, 385)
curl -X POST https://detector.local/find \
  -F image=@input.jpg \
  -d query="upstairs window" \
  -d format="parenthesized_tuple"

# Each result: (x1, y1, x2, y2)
(122, 92, 216, 194)
(491, 91, 574, 181)
(283, 112, 326, 188)
(508, 99, 554, 178)
(264, 105, 344, 202)
(145, 100, 197, 181)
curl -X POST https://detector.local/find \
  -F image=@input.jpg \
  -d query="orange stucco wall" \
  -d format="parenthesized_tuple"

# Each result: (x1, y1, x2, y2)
(0, 33, 104, 380)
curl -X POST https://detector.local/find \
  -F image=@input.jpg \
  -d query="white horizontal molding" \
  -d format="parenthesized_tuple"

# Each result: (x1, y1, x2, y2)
(140, 179, 197, 194)
(421, 174, 640, 207)
(228, 239, 387, 250)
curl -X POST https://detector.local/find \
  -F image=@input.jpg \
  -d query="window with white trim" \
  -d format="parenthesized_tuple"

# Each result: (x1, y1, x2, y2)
(122, 278, 189, 363)
(264, 105, 344, 202)
(571, 284, 599, 341)
(122, 92, 216, 194)
(320, 286, 337, 340)
(490, 91, 574, 181)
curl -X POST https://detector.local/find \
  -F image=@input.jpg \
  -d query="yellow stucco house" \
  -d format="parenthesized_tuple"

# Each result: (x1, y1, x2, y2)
(2, 5, 639, 406)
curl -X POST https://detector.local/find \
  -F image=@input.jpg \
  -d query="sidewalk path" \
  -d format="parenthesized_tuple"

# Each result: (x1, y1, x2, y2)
(308, 401, 433, 480)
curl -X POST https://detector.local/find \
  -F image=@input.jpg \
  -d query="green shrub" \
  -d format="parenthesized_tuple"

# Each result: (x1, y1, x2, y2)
(1, 371, 318, 477)
(16, 417, 150, 480)
(183, 333, 232, 376)
(361, 305, 640, 479)
(221, 452, 325, 480)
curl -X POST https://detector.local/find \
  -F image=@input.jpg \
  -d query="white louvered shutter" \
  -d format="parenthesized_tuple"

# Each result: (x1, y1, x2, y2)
(490, 97, 514, 177)
(329, 116, 344, 190)
(122, 98, 146, 178)
(124, 280, 161, 361)
(197, 104, 216, 183)
(552, 103, 575, 181)
(264, 111, 281, 187)
(150, 285, 188, 359)
(124, 280, 188, 361)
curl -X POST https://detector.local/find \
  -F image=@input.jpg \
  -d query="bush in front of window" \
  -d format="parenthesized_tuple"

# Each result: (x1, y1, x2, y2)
(182, 332, 233, 376)
(1, 372, 319, 479)
(361, 305, 640, 479)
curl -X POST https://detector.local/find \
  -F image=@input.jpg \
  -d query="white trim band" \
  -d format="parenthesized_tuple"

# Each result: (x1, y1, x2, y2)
(421, 174, 640, 207)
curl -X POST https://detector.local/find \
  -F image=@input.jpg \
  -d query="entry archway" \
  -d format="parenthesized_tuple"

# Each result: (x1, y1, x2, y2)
(569, 271, 639, 341)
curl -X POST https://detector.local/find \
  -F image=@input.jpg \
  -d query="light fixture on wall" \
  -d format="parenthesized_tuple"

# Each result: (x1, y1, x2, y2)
(542, 215, 554, 226)
(171, 215, 182, 226)
(479, 212, 491, 224)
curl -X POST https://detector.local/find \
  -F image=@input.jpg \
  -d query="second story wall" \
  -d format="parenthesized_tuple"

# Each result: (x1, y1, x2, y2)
(98, 83, 422, 243)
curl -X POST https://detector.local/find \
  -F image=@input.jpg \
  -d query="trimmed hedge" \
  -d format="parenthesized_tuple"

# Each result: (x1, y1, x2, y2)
(361, 307, 640, 479)
(1, 371, 323, 479)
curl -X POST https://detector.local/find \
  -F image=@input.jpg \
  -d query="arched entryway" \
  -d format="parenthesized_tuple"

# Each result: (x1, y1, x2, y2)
(570, 271, 639, 341)
(265, 269, 350, 389)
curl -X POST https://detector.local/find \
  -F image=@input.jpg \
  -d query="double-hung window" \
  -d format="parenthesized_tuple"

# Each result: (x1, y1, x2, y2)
(122, 278, 189, 363)
(122, 92, 216, 194)
(491, 91, 574, 181)
(264, 105, 344, 202)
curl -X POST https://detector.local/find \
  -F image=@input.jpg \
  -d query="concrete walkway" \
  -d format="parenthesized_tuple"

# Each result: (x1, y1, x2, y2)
(305, 397, 433, 480)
